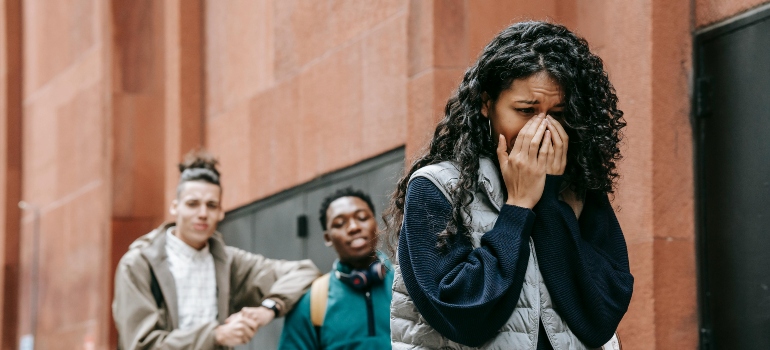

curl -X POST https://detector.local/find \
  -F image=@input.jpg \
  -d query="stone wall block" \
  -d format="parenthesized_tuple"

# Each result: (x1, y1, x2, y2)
(37, 188, 105, 331)
(619, 240, 657, 349)
(111, 94, 166, 219)
(283, 0, 331, 70)
(112, 0, 158, 94)
(20, 103, 57, 207)
(362, 15, 408, 157)
(466, 0, 558, 63)
(406, 0, 433, 77)
(432, 0, 467, 68)
(327, 0, 406, 54)
(23, 0, 96, 94)
(405, 70, 434, 159)
(207, 101, 251, 209)
(298, 43, 364, 181)
(696, 0, 770, 27)
(55, 84, 103, 199)
(431, 68, 463, 120)
(249, 78, 301, 199)
(248, 93, 273, 201)
(653, 238, 699, 349)
(206, 0, 274, 118)
(273, 0, 300, 81)
(275, 0, 406, 74)
(652, 0, 695, 241)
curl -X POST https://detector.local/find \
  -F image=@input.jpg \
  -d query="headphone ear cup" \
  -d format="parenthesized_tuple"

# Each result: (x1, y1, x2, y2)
(336, 261, 385, 291)
(369, 262, 385, 281)
(349, 271, 368, 290)
(375, 262, 385, 280)
(361, 261, 385, 288)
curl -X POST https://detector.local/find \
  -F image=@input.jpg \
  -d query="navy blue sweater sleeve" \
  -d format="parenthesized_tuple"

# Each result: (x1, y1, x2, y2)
(398, 177, 535, 347)
(532, 175, 634, 348)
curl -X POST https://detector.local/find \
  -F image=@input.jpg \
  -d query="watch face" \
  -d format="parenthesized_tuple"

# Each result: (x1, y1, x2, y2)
(262, 299, 276, 308)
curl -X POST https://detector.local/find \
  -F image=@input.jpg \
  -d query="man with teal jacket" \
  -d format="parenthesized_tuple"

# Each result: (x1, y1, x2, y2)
(279, 188, 393, 349)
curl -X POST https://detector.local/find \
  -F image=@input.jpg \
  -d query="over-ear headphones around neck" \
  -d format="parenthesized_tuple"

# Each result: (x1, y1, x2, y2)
(334, 259, 386, 292)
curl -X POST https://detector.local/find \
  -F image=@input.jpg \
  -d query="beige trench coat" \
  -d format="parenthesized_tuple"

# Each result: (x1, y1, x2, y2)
(112, 223, 320, 350)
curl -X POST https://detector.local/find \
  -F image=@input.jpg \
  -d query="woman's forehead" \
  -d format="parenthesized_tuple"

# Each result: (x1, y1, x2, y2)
(508, 72, 563, 102)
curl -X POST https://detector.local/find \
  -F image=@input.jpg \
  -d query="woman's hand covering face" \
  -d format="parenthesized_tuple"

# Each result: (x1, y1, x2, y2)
(545, 115, 569, 175)
(496, 113, 551, 209)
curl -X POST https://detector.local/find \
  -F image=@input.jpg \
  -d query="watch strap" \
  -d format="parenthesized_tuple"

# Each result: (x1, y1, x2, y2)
(261, 299, 280, 317)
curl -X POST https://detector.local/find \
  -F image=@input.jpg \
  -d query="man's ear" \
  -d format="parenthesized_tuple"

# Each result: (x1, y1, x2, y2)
(169, 199, 178, 216)
(480, 92, 491, 118)
(218, 210, 225, 222)
(323, 231, 333, 247)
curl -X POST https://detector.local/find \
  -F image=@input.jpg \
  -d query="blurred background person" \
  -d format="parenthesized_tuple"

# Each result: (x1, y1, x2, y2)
(112, 150, 320, 349)
(279, 188, 393, 350)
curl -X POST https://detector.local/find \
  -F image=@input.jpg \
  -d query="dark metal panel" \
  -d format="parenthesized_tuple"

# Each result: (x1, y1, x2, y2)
(240, 319, 284, 350)
(365, 158, 405, 227)
(218, 211, 253, 256)
(696, 9, 770, 350)
(249, 196, 305, 260)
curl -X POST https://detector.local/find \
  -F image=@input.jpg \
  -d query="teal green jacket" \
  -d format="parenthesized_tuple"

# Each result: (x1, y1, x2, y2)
(278, 256, 394, 350)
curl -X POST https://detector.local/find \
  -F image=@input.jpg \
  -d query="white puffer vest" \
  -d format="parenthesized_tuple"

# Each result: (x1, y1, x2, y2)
(390, 158, 596, 350)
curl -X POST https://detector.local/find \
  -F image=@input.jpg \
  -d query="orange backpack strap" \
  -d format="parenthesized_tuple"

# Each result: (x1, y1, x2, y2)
(310, 273, 331, 327)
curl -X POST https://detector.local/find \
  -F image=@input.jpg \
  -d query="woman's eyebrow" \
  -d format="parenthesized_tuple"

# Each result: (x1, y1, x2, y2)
(514, 100, 565, 107)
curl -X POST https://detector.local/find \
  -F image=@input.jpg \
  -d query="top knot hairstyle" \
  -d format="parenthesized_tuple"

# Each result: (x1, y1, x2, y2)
(382, 21, 626, 254)
(177, 149, 221, 196)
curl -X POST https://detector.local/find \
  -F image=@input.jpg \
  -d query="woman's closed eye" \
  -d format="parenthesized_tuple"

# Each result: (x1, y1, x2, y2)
(549, 111, 564, 119)
(515, 108, 536, 114)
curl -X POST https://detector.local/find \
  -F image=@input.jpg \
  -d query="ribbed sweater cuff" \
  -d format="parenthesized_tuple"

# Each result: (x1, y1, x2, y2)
(483, 204, 535, 241)
(541, 174, 564, 202)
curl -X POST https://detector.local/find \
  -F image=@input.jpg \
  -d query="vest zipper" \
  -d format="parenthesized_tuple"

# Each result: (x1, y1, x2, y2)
(532, 239, 557, 348)
(365, 291, 375, 336)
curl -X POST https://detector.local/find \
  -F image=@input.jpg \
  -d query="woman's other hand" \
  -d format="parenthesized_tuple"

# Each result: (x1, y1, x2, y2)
(545, 115, 568, 175)
(496, 113, 550, 209)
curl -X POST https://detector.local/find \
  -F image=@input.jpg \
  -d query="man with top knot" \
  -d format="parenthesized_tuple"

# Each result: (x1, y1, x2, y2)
(113, 150, 320, 349)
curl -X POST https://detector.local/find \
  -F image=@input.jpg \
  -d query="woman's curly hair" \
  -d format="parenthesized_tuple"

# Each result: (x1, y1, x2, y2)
(382, 21, 626, 255)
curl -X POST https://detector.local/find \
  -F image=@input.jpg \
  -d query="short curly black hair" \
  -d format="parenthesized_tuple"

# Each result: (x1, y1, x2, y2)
(318, 187, 376, 230)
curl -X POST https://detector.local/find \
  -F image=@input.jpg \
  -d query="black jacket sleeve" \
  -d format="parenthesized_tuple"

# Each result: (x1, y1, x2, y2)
(532, 175, 634, 348)
(398, 177, 535, 347)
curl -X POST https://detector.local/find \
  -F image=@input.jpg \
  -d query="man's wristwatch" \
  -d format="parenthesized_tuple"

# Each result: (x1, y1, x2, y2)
(261, 298, 280, 318)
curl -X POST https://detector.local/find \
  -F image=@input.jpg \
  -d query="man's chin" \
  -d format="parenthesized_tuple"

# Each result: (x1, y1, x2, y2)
(343, 250, 377, 263)
(187, 229, 215, 243)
